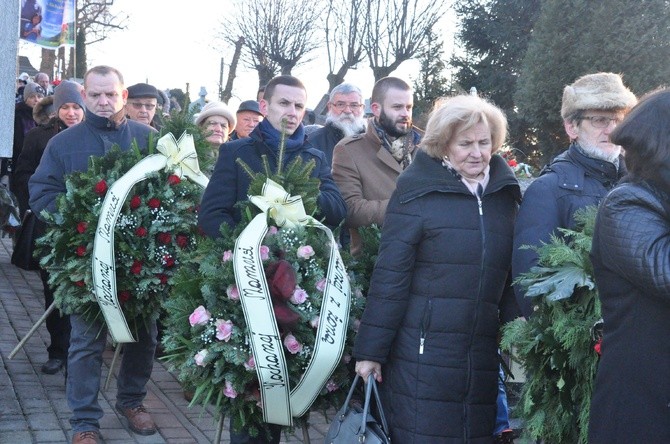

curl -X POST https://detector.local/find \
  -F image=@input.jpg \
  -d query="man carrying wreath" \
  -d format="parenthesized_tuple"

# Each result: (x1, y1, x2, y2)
(198, 75, 346, 443)
(29, 66, 158, 444)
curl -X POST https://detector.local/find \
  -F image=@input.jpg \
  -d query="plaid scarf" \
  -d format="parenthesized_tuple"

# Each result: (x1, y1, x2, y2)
(372, 119, 418, 169)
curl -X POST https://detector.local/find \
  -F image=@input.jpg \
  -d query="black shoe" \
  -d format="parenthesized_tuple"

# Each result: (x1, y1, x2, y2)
(41, 358, 64, 374)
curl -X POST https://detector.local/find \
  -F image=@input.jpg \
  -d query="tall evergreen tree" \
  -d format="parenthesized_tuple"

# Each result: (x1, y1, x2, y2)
(452, 0, 541, 161)
(412, 29, 450, 125)
(515, 0, 670, 163)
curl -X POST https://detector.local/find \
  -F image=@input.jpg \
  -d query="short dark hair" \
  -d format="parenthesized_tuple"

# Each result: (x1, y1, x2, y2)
(84, 65, 124, 87)
(610, 88, 670, 181)
(263, 76, 305, 102)
(371, 77, 411, 105)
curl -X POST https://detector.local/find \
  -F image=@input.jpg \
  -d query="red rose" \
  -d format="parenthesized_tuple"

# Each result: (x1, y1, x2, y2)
(167, 174, 181, 185)
(265, 260, 297, 302)
(163, 254, 175, 268)
(156, 273, 168, 285)
(176, 234, 189, 249)
(135, 226, 148, 237)
(594, 338, 602, 356)
(75, 245, 87, 257)
(156, 232, 171, 244)
(130, 260, 143, 275)
(94, 180, 108, 196)
(76, 222, 88, 234)
(118, 290, 131, 304)
(273, 303, 301, 331)
(130, 195, 141, 210)
(74, 280, 85, 287)
(148, 198, 161, 209)
(507, 159, 518, 168)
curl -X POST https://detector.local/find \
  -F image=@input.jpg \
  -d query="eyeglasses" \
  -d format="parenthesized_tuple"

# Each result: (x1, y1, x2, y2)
(581, 115, 622, 128)
(128, 102, 156, 111)
(332, 102, 363, 111)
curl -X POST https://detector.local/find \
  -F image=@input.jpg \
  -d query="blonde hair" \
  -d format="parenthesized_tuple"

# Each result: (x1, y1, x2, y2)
(421, 95, 507, 159)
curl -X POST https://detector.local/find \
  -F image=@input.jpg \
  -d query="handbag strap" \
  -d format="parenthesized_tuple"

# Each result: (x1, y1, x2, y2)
(365, 377, 390, 437)
(340, 373, 361, 418)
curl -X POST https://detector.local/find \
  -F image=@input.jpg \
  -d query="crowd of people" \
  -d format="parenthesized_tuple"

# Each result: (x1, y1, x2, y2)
(3, 65, 669, 444)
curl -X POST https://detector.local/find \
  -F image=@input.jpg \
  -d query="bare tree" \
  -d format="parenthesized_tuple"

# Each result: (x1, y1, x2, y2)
(221, 37, 245, 104)
(323, 0, 368, 92)
(364, 0, 446, 81)
(222, 0, 323, 88)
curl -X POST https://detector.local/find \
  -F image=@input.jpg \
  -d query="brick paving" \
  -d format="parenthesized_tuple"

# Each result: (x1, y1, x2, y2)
(0, 236, 331, 444)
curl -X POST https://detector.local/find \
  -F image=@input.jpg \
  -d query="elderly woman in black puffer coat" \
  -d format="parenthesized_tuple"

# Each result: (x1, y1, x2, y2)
(588, 89, 670, 443)
(354, 95, 521, 443)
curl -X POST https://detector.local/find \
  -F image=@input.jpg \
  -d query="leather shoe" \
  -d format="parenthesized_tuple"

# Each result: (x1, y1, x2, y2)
(41, 358, 64, 374)
(72, 430, 100, 444)
(118, 405, 156, 435)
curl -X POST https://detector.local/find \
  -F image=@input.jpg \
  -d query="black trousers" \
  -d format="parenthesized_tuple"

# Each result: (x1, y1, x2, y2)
(40, 269, 71, 360)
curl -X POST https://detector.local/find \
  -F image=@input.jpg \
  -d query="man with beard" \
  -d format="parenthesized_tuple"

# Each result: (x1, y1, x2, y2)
(308, 83, 366, 165)
(512, 72, 636, 318)
(332, 77, 421, 256)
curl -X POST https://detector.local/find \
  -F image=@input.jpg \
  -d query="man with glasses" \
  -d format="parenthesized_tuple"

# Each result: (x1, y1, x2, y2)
(332, 77, 421, 256)
(125, 83, 160, 129)
(512, 72, 637, 318)
(309, 83, 366, 165)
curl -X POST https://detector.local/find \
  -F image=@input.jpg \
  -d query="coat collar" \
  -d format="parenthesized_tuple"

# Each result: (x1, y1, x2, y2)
(396, 150, 521, 204)
(545, 143, 626, 190)
(85, 109, 127, 131)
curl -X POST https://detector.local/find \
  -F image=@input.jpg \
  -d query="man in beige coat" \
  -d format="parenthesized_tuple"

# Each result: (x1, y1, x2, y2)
(332, 77, 422, 256)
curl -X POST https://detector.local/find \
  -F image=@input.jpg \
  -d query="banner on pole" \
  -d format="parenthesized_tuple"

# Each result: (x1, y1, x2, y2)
(20, 0, 76, 49)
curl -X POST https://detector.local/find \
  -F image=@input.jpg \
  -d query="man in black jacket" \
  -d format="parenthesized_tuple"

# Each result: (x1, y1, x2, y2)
(512, 72, 637, 318)
(307, 82, 366, 166)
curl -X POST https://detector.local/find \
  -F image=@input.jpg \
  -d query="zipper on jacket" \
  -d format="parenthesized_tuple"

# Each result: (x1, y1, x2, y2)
(419, 299, 432, 354)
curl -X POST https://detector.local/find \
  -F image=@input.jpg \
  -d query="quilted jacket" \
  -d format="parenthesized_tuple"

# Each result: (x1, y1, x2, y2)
(353, 150, 521, 443)
(589, 179, 670, 443)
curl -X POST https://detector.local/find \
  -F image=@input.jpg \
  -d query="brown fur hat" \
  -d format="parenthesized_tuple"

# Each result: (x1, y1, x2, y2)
(561, 72, 636, 120)
(33, 95, 55, 125)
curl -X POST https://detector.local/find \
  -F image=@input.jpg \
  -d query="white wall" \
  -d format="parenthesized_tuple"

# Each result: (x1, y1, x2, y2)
(1, 2, 20, 159)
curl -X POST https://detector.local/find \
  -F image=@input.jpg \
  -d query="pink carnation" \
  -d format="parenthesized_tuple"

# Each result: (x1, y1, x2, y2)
(283, 334, 302, 354)
(222, 250, 233, 262)
(316, 278, 327, 292)
(290, 287, 308, 304)
(224, 380, 238, 398)
(354, 288, 364, 298)
(353, 318, 361, 332)
(215, 319, 233, 341)
(226, 285, 240, 301)
(244, 355, 255, 371)
(267, 226, 278, 235)
(309, 316, 320, 329)
(326, 379, 339, 392)
(296, 245, 315, 259)
(189, 305, 211, 326)
(260, 245, 270, 261)
(194, 349, 208, 366)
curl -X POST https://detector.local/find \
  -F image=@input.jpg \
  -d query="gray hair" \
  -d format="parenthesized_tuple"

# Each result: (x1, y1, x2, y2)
(329, 83, 363, 102)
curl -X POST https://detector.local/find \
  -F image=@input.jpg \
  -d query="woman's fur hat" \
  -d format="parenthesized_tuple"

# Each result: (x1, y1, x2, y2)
(561, 72, 637, 120)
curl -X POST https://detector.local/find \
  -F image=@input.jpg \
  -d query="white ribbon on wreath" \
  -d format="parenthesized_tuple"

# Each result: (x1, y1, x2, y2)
(92, 132, 209, 343)
(234, 179, 351, 426)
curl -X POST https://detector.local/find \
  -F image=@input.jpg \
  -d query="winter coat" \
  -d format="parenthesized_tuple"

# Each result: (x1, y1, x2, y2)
(13, 101, 37, 165)
(29, 110, 156, 217)
(307, 122, 347, 166)
(589, 179, 670, 443)
(13, 117, 66, 217)
(353, 150, 521, 443)
(197, 122, 346, 236)
(332, 122, 421, 256)
(512, 143, 625, 317)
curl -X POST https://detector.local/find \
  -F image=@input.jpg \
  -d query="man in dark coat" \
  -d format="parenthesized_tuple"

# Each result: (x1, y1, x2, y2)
(198, 75, 346, 238)
(198, 77, 346, 443)
(229, 99, 263, 140)
(512, 73, 637, 317)
(10, 82, 45, 192)
(307, 82, 366, 165)
(30, 66, 158, 444)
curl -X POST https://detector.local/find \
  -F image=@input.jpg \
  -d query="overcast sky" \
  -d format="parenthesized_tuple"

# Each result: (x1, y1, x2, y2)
(20, 0, 456, 110)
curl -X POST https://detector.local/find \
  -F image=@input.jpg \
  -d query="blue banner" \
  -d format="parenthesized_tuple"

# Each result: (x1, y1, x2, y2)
(20, 0, 75, 49)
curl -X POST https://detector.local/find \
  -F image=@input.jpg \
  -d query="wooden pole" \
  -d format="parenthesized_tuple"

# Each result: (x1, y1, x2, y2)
(214, 412, 225, 444)
(9, 301, 57, 359)
(104, 343, 122, 391)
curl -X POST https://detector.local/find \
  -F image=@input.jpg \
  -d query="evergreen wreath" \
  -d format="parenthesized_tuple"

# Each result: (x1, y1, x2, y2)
(161, 137, 367, 437)
(36, 120, 210, 331)
(501, 207, 601, 444)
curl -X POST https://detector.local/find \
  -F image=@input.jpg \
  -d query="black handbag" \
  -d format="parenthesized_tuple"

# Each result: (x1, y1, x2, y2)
(11, 210, 41, 271)
(325, 374, 391, 444)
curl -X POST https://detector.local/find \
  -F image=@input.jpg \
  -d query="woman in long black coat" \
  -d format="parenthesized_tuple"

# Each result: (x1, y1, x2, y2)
(354, 95, 521, 443)
(588, 89, 670, 443)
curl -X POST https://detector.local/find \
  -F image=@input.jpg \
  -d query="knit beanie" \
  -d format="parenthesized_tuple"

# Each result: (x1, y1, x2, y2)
(561, 73, 637, 119)
(23, 82, 46, 101)
(53, 80, 84, 110)
(194, 101, 237, 134)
